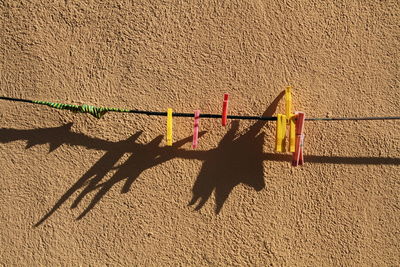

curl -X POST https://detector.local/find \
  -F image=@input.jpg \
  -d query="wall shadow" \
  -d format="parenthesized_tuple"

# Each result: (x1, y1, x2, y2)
(0, 124, 205, 225)
(178, 92, 285, 213)
(1, 92, 399, 224)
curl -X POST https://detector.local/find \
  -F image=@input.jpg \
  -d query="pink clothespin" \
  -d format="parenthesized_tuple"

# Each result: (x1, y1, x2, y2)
(222, 93, 229, 126)
(292, 112, 305, 166)
(192, 110, 200, 149)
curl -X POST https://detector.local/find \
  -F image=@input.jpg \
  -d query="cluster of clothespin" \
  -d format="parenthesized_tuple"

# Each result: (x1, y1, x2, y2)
(275, 86, 305, 166)
(166, 88, 305, 166)
(166, 93, 229, 149)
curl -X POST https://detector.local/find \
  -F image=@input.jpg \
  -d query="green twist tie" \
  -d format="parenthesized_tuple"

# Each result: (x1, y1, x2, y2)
(78, 104, 108, 119)
(32, 100, 114, 119)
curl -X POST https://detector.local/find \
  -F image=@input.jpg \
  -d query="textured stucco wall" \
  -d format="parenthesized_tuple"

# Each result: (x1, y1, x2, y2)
(1, 0, 399, 266)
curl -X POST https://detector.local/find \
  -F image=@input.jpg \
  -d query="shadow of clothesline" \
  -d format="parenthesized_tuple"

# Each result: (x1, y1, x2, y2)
(262, 153, 400, 165)
(0, 92, 398, 225)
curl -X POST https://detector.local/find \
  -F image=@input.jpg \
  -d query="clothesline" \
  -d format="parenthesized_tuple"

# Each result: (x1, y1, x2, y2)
(1, 96, 399, 121)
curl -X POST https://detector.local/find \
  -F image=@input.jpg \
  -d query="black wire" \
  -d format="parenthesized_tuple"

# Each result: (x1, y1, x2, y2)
(1, 96, 35, 104)
(1, 96, 400, 121)
(306, 116, 400, 121)
(127, 110, 278, 120)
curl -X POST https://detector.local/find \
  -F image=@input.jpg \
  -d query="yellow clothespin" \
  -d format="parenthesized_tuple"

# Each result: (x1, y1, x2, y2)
(285, 86, 292, 120)
(275, 114, 286, 152)
(166, 108, 173, 146)
(285, 86, 296, 152)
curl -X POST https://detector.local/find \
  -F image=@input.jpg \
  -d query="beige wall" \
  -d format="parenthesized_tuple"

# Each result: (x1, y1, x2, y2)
(1, 0, 399, 266)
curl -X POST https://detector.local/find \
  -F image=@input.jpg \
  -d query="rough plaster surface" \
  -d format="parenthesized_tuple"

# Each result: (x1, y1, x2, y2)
(1, 0, 399, 266)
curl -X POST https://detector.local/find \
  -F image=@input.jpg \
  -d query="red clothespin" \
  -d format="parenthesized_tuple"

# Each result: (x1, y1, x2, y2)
(292, 112, 305, 166)
(222, 93, 229, 126)
(192, 110, 200, 149)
